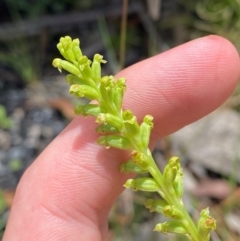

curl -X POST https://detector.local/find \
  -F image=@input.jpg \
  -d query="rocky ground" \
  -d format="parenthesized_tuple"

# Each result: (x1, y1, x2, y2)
(0, 77, 71, 188)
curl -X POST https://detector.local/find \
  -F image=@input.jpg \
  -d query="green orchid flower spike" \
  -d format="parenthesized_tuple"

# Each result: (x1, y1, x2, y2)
(53, 36, 216, 241)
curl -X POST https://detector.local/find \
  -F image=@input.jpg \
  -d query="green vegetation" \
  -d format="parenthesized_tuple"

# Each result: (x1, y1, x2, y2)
(0, 105, 12, 129)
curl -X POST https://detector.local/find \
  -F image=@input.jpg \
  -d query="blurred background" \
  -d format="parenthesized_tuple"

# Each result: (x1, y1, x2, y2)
(0, 0, 240, 240)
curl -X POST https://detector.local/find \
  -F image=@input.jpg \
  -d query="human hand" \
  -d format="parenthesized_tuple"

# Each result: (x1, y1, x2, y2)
(3, 36, 240, 241)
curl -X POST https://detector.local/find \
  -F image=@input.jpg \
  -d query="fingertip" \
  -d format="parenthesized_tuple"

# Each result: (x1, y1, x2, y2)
(199, 35, 239, 64)
(119, 35, 240, 136)
(205, 35, 240, 89)
(181, 35, 240, 113)
(187, 35, 240, 88)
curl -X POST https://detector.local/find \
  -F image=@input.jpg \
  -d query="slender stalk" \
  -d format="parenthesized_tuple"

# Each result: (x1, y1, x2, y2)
(119, 0, 128, 69)
(98, 17, 119, 74)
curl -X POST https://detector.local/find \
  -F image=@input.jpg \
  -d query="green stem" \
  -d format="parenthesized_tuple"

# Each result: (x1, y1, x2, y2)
(119, 111, 202, 240)
(146, 153, 202, 241)
(95, 87, 202, 241)
(119, 0, 128, 69)
(122, 123, 202, 241)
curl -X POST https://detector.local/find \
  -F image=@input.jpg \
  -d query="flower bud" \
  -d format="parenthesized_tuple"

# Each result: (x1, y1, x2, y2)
(72, 38, 82, 60)
(163, 156, 180, 187)
(52, 58, 81, 76)
(101, 76, 114, 89)
(66, 73, 96, 89)
(96, 124, 119, 134)
(74, 104, 105, 117)
(124, 178, 161, 192)
(144, 199, 168, 213)
(60, 36, 72, 47)
(66, 74, 86, 85)
(96, 113, 123, 131)
(173, 168, 184, 198)
(56, 42, 68, 60)
(122, 110, 140, 136)
(66, 49, 76, 63)
(78, 56, 92, 79)
(140, 115, 154, 148)
(99, 76, 114, 103)
(198, 208, 216, 241)
(59, 36, 79, 62)
(120, 160, 148, 174)
(116, 77, 126, 90)
(154, 221, 187, 235)
(113, 78, 126, 111)
(57, 36, 73, 61)
(91, 54, 107, 81)
(162, 205, 183, 219)
(97, 135, 131, 150)
(72, 38, 79, 46)
(131, 150, 149, 170)
(69, 84, 99, 100)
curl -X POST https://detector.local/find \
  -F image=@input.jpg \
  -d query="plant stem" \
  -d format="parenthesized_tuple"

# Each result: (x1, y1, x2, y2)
(119, 0, 128, 69)
(146, 152, 202, 241)
(119, 109, 201, 240)
(122, 120, 202, 241)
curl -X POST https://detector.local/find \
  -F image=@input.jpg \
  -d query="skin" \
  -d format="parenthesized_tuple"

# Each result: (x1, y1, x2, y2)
(2, 35, 240, 241)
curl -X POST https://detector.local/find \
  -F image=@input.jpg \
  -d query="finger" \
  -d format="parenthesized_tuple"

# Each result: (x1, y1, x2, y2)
(119, 35, 240, 137)
(3, 36, 240, 241)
